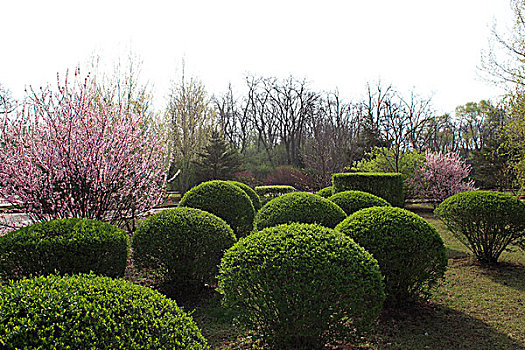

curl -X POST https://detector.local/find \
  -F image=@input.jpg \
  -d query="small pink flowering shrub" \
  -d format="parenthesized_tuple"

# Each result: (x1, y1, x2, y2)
(0, 70, 167, 231)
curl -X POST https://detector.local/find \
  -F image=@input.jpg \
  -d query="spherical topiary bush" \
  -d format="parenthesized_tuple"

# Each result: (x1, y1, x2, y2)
(133, 207, 236, 297)
(0, 218, 129, 281)
(254, 192, 346, 230)
(435, 190, 525, 264)
(218, 223, 385, 349)
(316, 186, 333, 198)
(179, 180, 255, 237)
(328, 190, 391, 215)
(0, 274, 209, 349)
(335, 207, 447, 306)
(227, 180, 262, 211)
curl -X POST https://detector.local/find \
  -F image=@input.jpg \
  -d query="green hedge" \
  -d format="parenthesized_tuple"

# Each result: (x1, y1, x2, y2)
(218, 223, 385, 349)
(316, 186, 333, 198)
(0, 274, 209, 349)
(0, 218, 129, 280)
(179, 180, 255, 237)
(254, 192, 347, 230)
(336, 207, 447, 306)
(227, 181, 262, 211)
(133, 207, 236, 297)
(435, 191, 525, 264)
(328, 190, 391, 215)
(332, 172, 404, 207)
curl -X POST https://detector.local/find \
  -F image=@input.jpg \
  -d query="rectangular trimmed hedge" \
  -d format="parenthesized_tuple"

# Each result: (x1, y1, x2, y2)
(332, 172, 404, 207)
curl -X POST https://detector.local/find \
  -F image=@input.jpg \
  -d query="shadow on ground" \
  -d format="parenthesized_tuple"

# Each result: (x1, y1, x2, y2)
(477, 262, 525, 292)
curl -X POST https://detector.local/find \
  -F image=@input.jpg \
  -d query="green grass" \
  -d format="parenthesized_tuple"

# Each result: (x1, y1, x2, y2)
(188, 204, 525, 349)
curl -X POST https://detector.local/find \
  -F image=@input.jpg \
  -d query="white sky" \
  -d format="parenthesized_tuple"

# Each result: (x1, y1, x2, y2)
(0, 0, 516, 114)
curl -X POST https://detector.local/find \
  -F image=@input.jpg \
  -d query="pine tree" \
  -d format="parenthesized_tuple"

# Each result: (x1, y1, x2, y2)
(194, 131, 242, 181)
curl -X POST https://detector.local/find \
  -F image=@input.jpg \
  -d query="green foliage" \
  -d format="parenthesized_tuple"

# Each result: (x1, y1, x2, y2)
(328, 190, 391, 215)
(254, 192, 346, 230)
(0, 274, 209, 349)
(316, 186, 333, 198)
(255, 185, 296, 205)
(333, 172, 405, 207)
(227, 181, 262, 211)
(218, 223, 385, 349)
(435, 191, 525, 264)
(179, 180, 255, 237)
(132, 207, 236, 297)
(0, 218, 129, 280)
(194, 130, 242, 182)
(336, 207, 447, 306)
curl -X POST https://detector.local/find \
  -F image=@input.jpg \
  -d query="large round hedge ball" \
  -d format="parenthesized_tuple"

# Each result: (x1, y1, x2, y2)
(435, 190, 525, 264)
(133, 207, 236, 297)
(218, 223, 385, 349)
(316, 186, 333, 198)
(0, 218, 129, 281)
(179, 180, 255, 237)
(227, 180, 262, 211)
(328, 190, 391, 215)
(335, 207, 447, 306)
(0, 274, 209, 349)
(254, 192, 346, 230)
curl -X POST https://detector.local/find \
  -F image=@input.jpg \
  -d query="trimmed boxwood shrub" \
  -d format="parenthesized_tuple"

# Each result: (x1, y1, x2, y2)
(316, 186, 333, 198)
(336, 207, 447, 306)
(179, 180, 255, 237)
(218, 223, 385, 349)
(254, 192, 346, 230)
(0, 218, 129, 280)
(227, 180, 262, 211)
(435, 190, 525, 264)
(328, 190, 391, 215)
(0, 274, 209, 349)
(332, 172, 405, 207)
(132, 207, 236, 297)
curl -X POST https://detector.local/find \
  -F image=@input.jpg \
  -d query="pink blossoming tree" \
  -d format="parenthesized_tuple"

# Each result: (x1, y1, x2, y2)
(408, 151, 477, 205)
(0, 70, 168, 232)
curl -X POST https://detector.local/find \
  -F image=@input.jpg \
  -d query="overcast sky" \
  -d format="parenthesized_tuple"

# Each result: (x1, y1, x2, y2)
(0, 0, 515, 114)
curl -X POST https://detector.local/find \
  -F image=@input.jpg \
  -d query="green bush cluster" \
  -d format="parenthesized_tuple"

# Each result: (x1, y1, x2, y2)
(0, 274, 209, 349)
(0, 218, 129, 280)
(227, 180, 262, 211)
(332, 172, 405, 207)
(254, 192, 346, 230)
(336, 207, 447, 305)
(435, 190, 525, 264)
(316, 186, 333, 198)
(218, 223, 385, 349)
(132, 207, 236, 297)
(179, 180, 255, 237)
(328, 190, 391, 215)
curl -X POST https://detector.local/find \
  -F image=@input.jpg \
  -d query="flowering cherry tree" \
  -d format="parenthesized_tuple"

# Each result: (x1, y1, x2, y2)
(0, 70, 168, 232)
(408, 151, 477, 205)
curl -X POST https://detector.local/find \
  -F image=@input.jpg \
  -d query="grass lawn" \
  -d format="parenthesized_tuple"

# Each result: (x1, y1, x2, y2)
(188, 204, 525, 349)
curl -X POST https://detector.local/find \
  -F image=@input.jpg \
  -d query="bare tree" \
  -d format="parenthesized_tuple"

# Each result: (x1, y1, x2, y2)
(0, 84, 16, 115)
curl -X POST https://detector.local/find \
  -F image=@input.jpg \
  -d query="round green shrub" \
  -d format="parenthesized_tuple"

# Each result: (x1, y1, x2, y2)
(316, 186, 333, 198)
(335, 207, 447, 306)
(328, 190, 391, 215)
(435, 190, 525, 264)
(254, 192, 347, 230)
(0, 274, 208, 349)
(218, 223, 385, 349)
(227, 180, 262, 211)
(179, 180, 255, 237)
(133, 207, 236, 297)
(0, 218, 129, 280)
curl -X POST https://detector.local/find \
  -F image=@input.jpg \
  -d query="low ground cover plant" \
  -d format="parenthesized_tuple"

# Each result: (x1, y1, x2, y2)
(0, 218, 129, 280)
(435, 190, 525, 264)
(218, 223, 385, 349)
(0, 274, 209, 349)
(328, 190, 391, 215)
(336, 207, 447, 306)
(254, 192, 346, 230)
(132, 207, 236, 297)
(179, 180, 255, 237)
